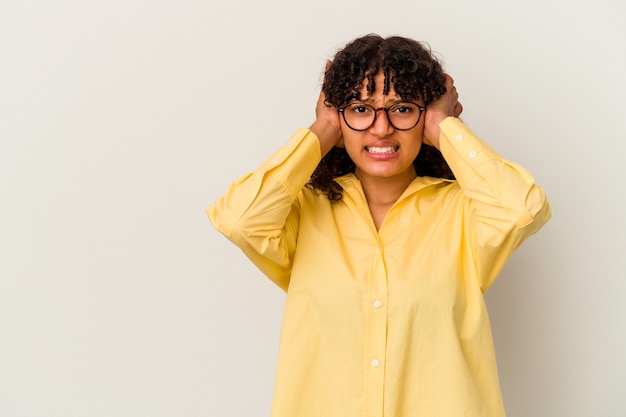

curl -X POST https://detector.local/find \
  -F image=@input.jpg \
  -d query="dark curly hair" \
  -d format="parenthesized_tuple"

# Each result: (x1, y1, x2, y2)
(308, 34, 455, 201)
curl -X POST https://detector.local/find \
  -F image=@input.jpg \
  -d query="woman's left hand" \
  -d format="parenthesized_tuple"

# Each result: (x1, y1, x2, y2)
(423, 74, 463, 149)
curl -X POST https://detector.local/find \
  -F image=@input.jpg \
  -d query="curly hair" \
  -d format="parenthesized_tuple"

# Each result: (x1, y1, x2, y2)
(308, 34, 455, 201)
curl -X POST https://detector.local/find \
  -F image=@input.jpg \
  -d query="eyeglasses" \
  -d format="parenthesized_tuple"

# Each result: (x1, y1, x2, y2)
(338, 101, 426, 131)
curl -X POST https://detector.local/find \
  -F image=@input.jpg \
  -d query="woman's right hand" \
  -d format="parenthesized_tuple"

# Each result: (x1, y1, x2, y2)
(309, 61, 343, 156)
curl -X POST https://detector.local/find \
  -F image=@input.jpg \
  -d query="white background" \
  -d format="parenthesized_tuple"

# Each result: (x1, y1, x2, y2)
(1, 0, 624, 416)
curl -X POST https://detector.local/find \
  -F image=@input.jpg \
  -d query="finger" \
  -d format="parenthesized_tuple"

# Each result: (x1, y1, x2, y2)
(444, 74, 455, 89)
(454, 101, 463, 117)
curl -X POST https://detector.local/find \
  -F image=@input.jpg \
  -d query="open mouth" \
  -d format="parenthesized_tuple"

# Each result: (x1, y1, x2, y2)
(366, 146, 399, 155)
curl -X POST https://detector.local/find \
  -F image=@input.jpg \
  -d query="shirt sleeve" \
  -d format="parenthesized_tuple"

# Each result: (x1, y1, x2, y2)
(206, 128, 322, 291)
(438, 117, 551, 292)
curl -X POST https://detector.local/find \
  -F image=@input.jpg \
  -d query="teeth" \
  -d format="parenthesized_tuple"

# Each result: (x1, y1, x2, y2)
(367, 146, 397, 154)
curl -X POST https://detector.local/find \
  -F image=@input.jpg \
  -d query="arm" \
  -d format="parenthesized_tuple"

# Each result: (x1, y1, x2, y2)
(207, 129, 321, 291)
(439, 118, 551, 291)
(425, 76, 551, 291)
(207, 84, 343, 291)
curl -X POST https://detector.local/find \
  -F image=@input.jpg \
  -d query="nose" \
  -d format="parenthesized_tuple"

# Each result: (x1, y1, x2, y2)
(369, 108, 395, 137)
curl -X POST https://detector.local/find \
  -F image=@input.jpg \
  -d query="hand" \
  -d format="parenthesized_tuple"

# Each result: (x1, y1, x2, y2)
(423, 74, 463, 149)
(309, 61, 343, 156)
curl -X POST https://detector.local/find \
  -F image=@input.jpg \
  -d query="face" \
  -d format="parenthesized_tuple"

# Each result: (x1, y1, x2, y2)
(340, 72, 425, 187)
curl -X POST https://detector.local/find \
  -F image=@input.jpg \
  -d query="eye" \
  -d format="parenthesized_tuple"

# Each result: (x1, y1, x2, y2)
(348, 103, 373, 116)
(391, 103, 416, 115)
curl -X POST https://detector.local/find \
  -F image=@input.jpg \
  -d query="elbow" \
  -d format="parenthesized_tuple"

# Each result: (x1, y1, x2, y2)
(527, 184, 551, 226)
(513, 184, 551, 232)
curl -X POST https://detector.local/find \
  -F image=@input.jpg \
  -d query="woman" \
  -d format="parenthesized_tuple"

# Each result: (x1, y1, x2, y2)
(208, 34, 551, 417)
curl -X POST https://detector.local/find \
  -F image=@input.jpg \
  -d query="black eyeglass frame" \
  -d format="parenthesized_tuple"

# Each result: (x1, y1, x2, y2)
(337, 101, 427, 132)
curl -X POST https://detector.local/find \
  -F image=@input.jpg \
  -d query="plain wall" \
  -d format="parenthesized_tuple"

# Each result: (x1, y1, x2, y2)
(1, 0, 624, 416)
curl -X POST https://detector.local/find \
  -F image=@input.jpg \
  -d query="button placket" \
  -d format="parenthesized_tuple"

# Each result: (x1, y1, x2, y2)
(364, 243, 387, 416)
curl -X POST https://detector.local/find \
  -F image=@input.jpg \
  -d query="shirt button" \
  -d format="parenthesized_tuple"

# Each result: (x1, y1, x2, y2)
(287, 140, 294, 146)
(271, 157, 279, 164)
(373, 300, 382, 308)
(375, 248, 381, 254)
(371, 359, 379, 367)
(469, 150, 477, 158)
(455, 134, 463, 141)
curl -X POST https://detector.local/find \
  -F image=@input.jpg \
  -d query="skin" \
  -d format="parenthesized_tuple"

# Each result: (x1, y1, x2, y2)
(309, 65, 463, 230)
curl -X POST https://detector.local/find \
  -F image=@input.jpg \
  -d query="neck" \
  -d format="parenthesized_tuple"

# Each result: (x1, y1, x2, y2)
(356, 167, 417, 205)
(355, 168, 417, 230)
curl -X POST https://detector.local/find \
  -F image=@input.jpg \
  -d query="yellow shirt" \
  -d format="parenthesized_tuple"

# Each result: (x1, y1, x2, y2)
(207, 117, 551, 417)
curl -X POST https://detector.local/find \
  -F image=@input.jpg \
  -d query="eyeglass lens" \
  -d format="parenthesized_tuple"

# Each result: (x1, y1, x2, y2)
(342, 102, 423, 131)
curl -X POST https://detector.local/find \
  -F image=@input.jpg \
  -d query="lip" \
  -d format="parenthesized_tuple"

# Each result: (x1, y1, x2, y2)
(364, 144, 400, 160)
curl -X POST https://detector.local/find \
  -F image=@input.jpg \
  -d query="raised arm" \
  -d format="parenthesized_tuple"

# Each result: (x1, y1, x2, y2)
(207, 69, 344, 290)
(425, 76, 551, 291)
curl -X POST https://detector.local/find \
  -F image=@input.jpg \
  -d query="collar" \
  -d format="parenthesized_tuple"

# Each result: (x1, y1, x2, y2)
(335, 173, 453, 202)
